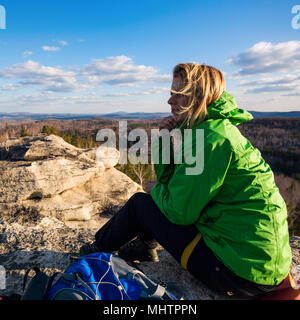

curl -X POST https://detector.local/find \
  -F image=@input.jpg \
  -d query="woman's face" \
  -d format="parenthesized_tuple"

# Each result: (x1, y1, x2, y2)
(168, 77, 188, 115)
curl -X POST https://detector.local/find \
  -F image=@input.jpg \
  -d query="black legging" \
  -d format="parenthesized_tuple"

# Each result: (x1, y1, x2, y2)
(95, 192, 276, 298)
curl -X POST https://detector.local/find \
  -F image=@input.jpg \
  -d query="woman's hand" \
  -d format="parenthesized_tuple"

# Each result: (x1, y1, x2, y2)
(159, 115, 183, 131)
(144, 180, 158, 193)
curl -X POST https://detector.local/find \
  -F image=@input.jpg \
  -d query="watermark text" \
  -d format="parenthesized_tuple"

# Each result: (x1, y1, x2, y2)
(292, 5, 300, 30)
(0, 5, 6, 30)
(96, 121, 205, 176)
(0, 265, 5, 290)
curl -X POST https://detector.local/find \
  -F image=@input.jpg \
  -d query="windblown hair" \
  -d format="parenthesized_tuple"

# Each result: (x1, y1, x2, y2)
(172, 63, 226, 128)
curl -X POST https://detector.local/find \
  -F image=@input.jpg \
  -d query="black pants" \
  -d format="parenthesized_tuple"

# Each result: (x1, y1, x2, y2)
(95, 192, 276, 298)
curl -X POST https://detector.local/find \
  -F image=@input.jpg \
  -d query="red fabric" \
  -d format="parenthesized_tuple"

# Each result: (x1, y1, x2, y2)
(258, 274, 300, 300)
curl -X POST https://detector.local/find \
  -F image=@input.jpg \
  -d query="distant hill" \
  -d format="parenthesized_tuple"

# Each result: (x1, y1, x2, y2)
(0, 110, 299, 122)
(249, 111, 300, 119)
(94, 112, 170, 119)
(98, 111, 300, 119)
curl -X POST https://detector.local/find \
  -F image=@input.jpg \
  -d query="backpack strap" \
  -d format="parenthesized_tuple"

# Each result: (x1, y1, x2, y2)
(129, 264, 184, 300)
(147, 283, 166, 299)
(22, 267, 50, 300)
(45, 272, 62, 293)
(23, 267, 41, 292)
(74, 272, 99, 300)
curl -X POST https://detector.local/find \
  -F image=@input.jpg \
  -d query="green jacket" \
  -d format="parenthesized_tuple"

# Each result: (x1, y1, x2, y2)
(150, 91, 292, 285)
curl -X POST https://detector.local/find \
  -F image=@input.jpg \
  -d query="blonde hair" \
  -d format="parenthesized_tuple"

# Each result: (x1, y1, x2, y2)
(172, 63, 226, 128)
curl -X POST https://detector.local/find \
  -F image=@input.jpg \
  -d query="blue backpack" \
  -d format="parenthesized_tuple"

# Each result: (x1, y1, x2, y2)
(21, 252, 182, 300)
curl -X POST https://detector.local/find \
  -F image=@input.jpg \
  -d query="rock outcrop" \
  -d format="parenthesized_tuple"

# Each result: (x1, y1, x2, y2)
(0, 135, 142, 222)
(0, 213, 299, 300)
(274, 174, 300, 234)
(0, 134, 299, 300)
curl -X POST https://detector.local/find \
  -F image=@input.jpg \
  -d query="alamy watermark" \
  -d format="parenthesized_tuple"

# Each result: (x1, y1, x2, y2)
(0, 5, 6, 30)
(95, 121, 205, 176)
(292, 5, 300, 30)
(0, 265, 5, 290)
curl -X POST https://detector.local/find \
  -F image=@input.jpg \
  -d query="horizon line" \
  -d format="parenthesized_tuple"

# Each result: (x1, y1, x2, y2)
(1, 110, 300, 116)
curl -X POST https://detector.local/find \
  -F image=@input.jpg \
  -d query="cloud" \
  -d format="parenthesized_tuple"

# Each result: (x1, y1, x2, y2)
(1, 83, 19, 91)
(57, 40, 68, 46)
(246, 86, 295, 94)
(238, 74, 300, 94)
(281, 93, 300, 97)
(103, 87, 169, 97)
(228, 41, 300, 77)
(238, 74, 300, 87)
(0, 60, 84, 93)
(0, 56, 171, 95)
(23, 51, 33, 56)
(0, 60, 74, 80)
(42, 46, 61, 52)
(81, 56, 171, 86)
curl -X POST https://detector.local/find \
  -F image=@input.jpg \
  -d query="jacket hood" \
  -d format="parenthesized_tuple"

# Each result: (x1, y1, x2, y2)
(205, 91, 253, 125)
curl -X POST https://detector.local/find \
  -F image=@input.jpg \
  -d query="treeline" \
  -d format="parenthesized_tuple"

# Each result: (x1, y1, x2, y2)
(41, 125, 99, 149)
(238, 118, 300, 181)
(1, 119, 300, 183)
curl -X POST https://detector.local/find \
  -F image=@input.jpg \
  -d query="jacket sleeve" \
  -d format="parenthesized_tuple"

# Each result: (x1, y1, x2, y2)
(152, 136, 175, 184)
(150, 130, 233, 225)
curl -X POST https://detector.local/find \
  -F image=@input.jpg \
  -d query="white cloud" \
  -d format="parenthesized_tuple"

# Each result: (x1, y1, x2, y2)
(238, 74, 300, 94)
(57, 40, 68, 46)
(0, 60, 74, 80)
(0, 60, 85, 93)
(228, 41, 300, 77)
(103, 87, 169, 97)
(42, 46, 61, 52)
(246, 86, 295, 94)
(23, 51, 33, 56)
(81, 56, 171, 86)
(228, 42, 300, 97)
(238, 74, 300, 87)
(1, 83, 19, 91)
(0, 57, 170, 96)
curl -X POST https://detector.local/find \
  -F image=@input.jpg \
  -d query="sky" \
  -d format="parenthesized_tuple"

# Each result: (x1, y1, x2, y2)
(0, 0, 299, 114)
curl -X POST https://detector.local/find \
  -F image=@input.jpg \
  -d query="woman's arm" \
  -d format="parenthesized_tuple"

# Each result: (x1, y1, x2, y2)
(152, 115, 185, 184)
(150, 130, 233, 225)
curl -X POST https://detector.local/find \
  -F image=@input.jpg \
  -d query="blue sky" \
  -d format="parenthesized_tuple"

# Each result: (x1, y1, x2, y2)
(0, 0, 299, 114)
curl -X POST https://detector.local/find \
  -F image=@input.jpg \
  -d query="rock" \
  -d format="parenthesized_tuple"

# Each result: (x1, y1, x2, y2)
(0, 134, 83, 161)
(0, 135, 142, 221)
(274, 174, 300, 234)
(0, 158, 102, 203)
(0, 213, 299, 300)
(96, 146, 120, 169)
(0, 134, 146, 297)
(0, 212, 226, 300)
(1, 166, 141, 222)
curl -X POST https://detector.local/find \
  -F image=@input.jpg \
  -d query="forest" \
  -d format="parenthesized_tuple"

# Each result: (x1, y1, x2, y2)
(0, 117, 299, 183)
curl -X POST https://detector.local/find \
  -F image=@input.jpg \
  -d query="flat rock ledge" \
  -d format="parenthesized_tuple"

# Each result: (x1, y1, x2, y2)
(0, 214, 299, 300)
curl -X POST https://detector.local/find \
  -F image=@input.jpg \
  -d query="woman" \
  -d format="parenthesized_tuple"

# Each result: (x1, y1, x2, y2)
(80, 63, 292, 298)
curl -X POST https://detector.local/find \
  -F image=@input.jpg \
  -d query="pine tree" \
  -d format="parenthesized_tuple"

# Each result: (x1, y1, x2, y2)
(42, 125, 50, 134)
(5, 123, 11, 138)
(20, 124, 28, 137)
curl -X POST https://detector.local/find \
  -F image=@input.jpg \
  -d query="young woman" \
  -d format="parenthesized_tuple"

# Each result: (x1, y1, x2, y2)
(80, 63, 292, 298)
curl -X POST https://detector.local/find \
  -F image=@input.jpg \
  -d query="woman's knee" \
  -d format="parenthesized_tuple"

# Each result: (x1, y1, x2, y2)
(129, 192, 153, 207)
(131, 192, 150, 200)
